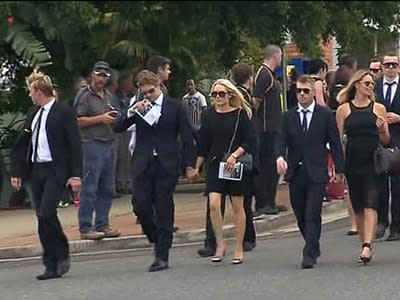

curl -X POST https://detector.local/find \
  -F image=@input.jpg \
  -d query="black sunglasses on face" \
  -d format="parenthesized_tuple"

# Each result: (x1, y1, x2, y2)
(383, 62, 399, 69)
(359, 81, 375, 87)
(210, 91, 228, 98)
(296, 88, 311, 94)
(369, 68, 381, 73)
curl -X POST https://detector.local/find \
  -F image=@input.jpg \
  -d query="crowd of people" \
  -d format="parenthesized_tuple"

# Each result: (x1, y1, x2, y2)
(8, 44, 400, 279)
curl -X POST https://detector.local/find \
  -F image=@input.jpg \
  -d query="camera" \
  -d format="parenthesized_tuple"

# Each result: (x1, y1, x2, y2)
(108, 110, 118, 117)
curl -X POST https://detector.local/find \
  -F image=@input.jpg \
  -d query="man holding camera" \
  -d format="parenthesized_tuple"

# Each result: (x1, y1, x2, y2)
(74, 61, 121, 240)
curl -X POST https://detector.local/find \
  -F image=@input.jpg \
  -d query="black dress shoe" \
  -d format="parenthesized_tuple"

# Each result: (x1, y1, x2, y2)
(301, 256, 314, 269)
(386, 232, 399, 241)
(375, 223, 386, 239)
(264, 206, 279, 215)
(346, 230, 358, 236)
(56, 258, 71, 277)
(276, 205, 288, 212)
(36, 269, 59, 280)
(197, 247, 215, 257)
(149, 258, 169, 272)
(243, 242, 256, 252)
(252, 209, 266, 220)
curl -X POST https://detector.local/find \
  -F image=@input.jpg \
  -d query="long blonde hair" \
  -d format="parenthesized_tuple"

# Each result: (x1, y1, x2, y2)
(337, 70, 376, 104)
(211, 79, 252, 118)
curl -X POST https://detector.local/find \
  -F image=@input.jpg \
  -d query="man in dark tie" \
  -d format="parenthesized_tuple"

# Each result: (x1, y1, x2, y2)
(276, 75, 345, 269)
(114, 71, 196, 272)
(10, 71, 82, 280)
(374, 53, 400, 241)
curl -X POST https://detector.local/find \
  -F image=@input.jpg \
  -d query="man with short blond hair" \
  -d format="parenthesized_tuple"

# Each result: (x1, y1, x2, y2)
(11, 71, 82, 280)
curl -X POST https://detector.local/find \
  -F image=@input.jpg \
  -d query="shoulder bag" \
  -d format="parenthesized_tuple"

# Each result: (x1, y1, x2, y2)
(223, 110, 253, 171)
(374, 144, 400, 175)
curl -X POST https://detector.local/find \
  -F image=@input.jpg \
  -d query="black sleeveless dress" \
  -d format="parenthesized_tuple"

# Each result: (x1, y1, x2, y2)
(344, 101, 380, 213)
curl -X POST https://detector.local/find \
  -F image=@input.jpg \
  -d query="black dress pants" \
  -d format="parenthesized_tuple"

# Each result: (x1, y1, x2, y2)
(255, 132, 279, 211)
(203, 194, 256, 250)
(132, 157, 176, 262)
(288, 165, 325, 259)
(31, 163, 69, 269)
(377, 175, 400, 233)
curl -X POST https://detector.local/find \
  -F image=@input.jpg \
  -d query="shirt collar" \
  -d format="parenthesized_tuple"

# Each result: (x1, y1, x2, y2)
(153, 92, 164, 106)
(383, 75, 399, 85)
(297, 100, 316, 113)
(42, 98, 56, 111)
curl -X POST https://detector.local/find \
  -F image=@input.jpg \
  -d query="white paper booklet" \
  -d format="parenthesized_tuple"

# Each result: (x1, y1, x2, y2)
(218, 162, 243, 181)
(135, 103, 161, 126)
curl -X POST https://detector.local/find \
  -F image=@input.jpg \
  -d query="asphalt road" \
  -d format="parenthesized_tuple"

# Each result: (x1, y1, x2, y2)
(1, 219, 400, 300)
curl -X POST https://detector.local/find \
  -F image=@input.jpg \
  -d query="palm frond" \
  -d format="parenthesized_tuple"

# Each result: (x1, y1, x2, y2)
(5, 24, 52, 69)
(112, 40, 153, 60)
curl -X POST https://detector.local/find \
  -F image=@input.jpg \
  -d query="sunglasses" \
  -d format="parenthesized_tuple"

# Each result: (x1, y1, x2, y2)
(383, 62, 399, 69)
(296, 88, 311, 94)
(210, 91, 228, 98)
(142, 88, 155, 96)
(93, 70, 111, 78)
(359, 81, 375, 87)
(369, 68, 381, 73)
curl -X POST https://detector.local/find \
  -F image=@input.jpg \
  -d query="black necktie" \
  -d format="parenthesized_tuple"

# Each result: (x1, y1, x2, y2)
(33, 107, 44, 163)
(385, 82, 395, 105)
(301, 109, 309, 132)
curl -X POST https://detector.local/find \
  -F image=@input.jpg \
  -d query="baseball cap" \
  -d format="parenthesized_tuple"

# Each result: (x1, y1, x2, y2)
(92, 61, 111, 77)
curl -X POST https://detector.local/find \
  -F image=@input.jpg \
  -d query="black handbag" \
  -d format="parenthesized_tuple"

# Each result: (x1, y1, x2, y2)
(223, 110, 253, 172)
(374, 144, 400, 175)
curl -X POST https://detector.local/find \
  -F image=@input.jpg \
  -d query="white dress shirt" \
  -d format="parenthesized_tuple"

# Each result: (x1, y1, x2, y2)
(383, 75, 399, 104)
(296, 100, 316, 131)
(31, 99, 55, 163)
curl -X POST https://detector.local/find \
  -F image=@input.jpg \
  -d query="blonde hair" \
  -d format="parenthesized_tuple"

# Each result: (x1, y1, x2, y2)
(26, 70, 54, 97)
(338, 69, 376, 104)
(211, 79, 252, 118)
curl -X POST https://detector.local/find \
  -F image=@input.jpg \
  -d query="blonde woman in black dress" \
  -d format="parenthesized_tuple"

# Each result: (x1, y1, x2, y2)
(193, 79, 255, 264)
(336, 70, 389, 264)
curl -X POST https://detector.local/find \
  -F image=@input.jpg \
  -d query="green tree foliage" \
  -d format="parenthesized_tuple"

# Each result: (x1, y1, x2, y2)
(0, 1, 399, 111)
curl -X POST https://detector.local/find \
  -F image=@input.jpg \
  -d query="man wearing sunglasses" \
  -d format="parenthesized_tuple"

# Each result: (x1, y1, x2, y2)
(74, 61, 121, 240)
(375, 53, 400, 241)
(276, 75, 344, 269)
(115, 72, 196, 272)
(369, 57, 383, 79)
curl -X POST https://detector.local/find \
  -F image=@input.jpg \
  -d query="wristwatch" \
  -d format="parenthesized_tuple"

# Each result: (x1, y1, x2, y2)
(231, 153, 238, 159)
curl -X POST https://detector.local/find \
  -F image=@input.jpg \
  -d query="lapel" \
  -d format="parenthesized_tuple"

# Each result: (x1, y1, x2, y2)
(293, 108, 303, 136)
(45, 101, 57, 138)
(391, 81, 400, 108)
(154, 94, 169, 129)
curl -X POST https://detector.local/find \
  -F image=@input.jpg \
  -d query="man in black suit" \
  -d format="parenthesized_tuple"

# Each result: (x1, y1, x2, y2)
(10, 71, 82, 280)
(374, 53, 400, 241)
(114, 72, 196, 272)
(276, 75, 345, 269)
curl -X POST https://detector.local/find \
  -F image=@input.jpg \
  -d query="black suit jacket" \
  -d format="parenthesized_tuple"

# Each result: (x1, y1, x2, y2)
(375, 77, 400, 146)
(276, 104, 345, 183)
(114, 95, 196, 177)
(10, 102, 82, 184)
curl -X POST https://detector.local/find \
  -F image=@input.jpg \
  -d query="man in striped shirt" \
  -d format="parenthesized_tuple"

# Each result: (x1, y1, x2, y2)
(182, 79, 207, 142)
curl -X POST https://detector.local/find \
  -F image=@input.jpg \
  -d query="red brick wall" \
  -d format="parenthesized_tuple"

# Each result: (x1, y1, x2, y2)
(284, 38, 335, 70)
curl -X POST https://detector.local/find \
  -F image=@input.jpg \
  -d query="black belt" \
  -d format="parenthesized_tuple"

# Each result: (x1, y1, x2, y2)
(32, 162, 53, 167)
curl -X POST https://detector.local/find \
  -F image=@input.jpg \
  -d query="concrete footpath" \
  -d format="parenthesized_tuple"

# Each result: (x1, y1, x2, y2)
(0, 183, 349, 260)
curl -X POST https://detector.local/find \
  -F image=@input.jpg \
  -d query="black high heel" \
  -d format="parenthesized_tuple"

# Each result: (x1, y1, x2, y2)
(359, 243, 372, 265)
